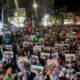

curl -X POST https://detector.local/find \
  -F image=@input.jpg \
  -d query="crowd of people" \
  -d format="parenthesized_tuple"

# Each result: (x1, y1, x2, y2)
(0, 26, 80, 80)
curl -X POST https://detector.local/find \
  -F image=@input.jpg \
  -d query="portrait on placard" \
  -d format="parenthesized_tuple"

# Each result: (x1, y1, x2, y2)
(33, 45, 41, 52)
(40, 52, 50, 59)
(65, 54, 76, 61)
(3, 51, 13, 58)
(5, 45, 12, 51)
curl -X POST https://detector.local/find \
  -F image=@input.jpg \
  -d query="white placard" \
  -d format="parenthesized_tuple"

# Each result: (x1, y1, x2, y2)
(51, 52, 59, 59)
(3, 51, 13, 58)
(32, 55, 38, 60)
(65, 54, 76, 61)
(4, 51, 13, 55)
(23, 41, 33, 47)
(17, 56, 28, 63)
(5, 45, 12, 51)
(31, 65, 44, 72)
(47, 59, 59, 67)
(55, 44, 69, 47)
(41, 52, 50, 58)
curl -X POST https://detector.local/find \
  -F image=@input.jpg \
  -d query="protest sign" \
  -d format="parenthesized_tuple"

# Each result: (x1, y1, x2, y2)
(17, 56, 28, 63)
(3, 51, 13, 58)
(41, 52, 50, 59)
(55, 44, 69, 47)
(31, 55, 39, 63)
(33, 45, 42, 52)
(5, 45, 12, 51)
(23, 41, 33, 47)
(44, 46, 51, 51)
(31, 65, 44, 72)
(47, 59, 59, 68)
(51, 52, 59, 59)
(65, 54, 76, 61)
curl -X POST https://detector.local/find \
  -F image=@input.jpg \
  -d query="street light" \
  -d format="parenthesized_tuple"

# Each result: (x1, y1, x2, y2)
(33, 3, 37, 9)
(33, 0, 38, 19)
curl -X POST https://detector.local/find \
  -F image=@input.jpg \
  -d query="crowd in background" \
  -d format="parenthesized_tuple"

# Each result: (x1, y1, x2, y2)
(0, 26, 80, 80)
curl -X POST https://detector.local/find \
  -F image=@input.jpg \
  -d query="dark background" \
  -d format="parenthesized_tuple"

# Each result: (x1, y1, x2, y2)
(54, 0, 80, 11)
(0, 0, 80, 12)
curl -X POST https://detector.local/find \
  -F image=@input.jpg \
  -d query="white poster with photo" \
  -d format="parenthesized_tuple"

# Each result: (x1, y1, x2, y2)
(17, 56, 28, 63)
(32, 55, 38, 60)
(33, 45, 42, 52)
(31, 65, 44, 72)
(51, 52, 59, 59)
(43, 46, 51, 51)
(39, 37, 44, 42)
(55, 44, 69, 47)
(3, 51, 13, 58)
(31, 55, 39, 62)
(65, 54, 76, 61)
(23, 41, 33, 47)
(47, 59, 59, 67)
(5, 45, 12, 51)
(41, 52, 50, 58)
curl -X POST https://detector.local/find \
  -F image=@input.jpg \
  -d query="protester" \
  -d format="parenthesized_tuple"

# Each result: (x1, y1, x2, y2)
(0, 27, 79, 80)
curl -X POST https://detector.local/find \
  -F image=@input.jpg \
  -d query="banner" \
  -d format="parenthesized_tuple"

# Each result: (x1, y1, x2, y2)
(76, 32, 80, 38)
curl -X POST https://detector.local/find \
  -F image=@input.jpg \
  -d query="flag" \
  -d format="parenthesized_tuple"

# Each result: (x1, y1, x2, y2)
(27, 21, 32, 33)
(34, 34, 41, 42)
(76, 32, 80, 38)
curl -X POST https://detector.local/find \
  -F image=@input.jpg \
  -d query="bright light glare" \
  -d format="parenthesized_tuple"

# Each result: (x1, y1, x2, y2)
(9, 17, 26, 27)
(0, 21, 3, 35)
(44, 14, 50, 19)
(33, 3, 37, 8)
(42, 14, 52, 26)
(0, 21, 3, 28)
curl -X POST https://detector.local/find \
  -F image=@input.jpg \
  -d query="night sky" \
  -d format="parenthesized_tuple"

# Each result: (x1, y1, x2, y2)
(54, 0, 80, 11)
(0, 0, 80, 12)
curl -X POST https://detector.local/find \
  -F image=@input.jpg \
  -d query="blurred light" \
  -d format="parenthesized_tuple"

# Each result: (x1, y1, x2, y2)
(0, 21, 3, 35)
(33, 3, 37, 9)
(14, 0, 19, 10)
(42, 14, 52, 26)
(42, 22, 47, 26)
(64, 19, 74, 25)
(44, 14, 50, 19)
(9, 17, 26, 28)
(0, 21, 3, 28)
(9, 31, 11, 34)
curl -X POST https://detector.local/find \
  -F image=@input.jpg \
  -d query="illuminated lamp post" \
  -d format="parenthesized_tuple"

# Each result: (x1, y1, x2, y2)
(33, 0, 38, 19)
